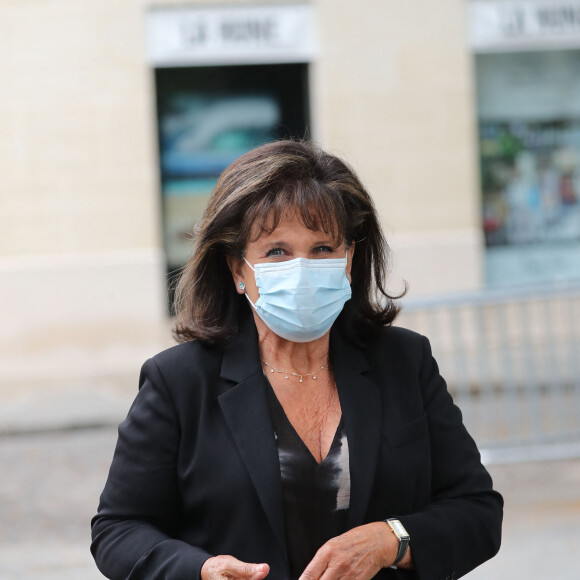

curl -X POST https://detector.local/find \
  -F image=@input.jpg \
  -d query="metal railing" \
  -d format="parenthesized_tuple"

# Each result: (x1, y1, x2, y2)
(397, 281, 580, 463)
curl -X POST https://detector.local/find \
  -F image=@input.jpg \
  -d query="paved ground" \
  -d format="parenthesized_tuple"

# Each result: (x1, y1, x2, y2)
(0, 428, 115, 580)
(469, 456, 580, 580)
(0, 426, 579, 579)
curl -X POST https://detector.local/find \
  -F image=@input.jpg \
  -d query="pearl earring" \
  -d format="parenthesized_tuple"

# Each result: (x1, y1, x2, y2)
(238, 281, 246, 290)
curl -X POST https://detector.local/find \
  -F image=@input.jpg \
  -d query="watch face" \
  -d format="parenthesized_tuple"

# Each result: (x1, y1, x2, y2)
(389, 519, 409, 538)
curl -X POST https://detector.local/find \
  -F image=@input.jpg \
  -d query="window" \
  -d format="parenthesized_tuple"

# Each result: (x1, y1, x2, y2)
(476, 50, 580, 285)
(154, 64, 310, 282)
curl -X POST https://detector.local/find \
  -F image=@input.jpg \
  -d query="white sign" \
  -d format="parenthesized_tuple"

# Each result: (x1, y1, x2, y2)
(145, 4, 316, 67)
(469, 0, 580, 52)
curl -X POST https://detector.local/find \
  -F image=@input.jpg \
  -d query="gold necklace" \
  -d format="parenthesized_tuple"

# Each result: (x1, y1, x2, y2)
(261, 361, 330, 383)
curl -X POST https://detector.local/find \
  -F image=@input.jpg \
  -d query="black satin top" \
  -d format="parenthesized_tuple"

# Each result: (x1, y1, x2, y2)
(266, 380, 351, 580)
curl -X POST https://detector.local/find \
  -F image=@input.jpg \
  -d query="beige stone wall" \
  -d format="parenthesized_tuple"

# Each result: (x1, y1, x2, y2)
(0, 0, 482, 393)
(0, 0, 160, 256)
(314, 0, 483, 295)
(0, 0, 169, 393)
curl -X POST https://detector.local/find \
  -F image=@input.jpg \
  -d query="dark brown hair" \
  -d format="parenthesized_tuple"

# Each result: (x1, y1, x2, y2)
(172, 140, 404, 344)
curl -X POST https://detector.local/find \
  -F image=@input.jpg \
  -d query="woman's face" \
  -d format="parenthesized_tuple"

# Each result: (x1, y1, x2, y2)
(227, 212, 354, 307)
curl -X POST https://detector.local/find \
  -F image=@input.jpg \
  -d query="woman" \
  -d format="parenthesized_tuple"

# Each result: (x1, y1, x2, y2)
(91, 140, 502, 580)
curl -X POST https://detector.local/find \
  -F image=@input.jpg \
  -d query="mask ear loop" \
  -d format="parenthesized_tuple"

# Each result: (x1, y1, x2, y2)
(242, 258, 258, 309)
(238, 257, 255, 291)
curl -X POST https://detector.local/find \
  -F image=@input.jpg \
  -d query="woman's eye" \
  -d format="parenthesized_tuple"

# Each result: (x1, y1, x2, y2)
(266, 248, 285, 257)
(313, 245, 333, 254)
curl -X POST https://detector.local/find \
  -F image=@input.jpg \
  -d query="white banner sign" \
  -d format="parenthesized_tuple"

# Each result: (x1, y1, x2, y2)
(145, 4, 316, 67)
(469, 0, 580, 52)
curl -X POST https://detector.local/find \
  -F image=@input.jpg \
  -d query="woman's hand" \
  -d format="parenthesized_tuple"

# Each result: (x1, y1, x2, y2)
(200, 555, 269, 579)
(299, 522, 401, 580)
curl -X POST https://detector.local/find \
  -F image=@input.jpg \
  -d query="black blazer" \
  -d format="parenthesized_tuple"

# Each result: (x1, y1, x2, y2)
(91, 318, 502, 580)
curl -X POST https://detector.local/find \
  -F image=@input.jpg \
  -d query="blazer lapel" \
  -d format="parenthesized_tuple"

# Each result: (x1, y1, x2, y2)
(218, 318, 287, 561)
(331, 328, 382, 529)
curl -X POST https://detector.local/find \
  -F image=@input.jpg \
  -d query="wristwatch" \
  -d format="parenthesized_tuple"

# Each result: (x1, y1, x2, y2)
(386, 518, 410, 565)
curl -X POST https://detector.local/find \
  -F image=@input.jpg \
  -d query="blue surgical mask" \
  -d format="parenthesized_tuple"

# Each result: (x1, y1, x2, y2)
(243, 254, 352, 342)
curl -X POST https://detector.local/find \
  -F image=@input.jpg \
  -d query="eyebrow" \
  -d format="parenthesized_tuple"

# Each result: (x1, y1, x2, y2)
(261, 238, 337, 247)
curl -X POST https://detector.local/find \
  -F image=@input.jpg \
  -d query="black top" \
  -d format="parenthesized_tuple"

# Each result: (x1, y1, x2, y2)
(266, 380, 351, 579)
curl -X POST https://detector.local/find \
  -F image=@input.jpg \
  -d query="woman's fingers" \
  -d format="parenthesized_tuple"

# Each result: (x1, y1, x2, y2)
(201, 555, 269, 579)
